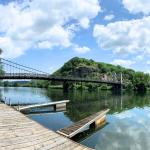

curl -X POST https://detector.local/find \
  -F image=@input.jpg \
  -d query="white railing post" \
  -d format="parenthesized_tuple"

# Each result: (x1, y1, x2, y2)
(18, 101, 20, 111)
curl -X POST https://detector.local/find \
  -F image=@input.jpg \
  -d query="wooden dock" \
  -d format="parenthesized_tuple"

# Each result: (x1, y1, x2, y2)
(0, 103, 93, 150)
(18, 100, 69, 112)
(57, 109, 109, 138)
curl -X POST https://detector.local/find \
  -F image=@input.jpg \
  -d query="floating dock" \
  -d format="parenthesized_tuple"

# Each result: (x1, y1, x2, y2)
(0, 103, 93, 150)
(17, 100, 69, 112)
(57, 109, 109, 138)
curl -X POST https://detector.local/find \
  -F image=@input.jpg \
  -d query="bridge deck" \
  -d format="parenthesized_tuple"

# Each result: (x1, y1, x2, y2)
(18, 100, 70, 111)
(0, 73, 122, 85)
(0, 103, 93, 150)
(57, 109, 109, 138)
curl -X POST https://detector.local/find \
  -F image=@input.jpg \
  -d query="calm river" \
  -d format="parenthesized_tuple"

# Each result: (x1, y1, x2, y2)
(1, 87, 150, 150)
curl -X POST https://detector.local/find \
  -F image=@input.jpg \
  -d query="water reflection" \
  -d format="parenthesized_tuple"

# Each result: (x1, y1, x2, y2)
(1, 87, 150, 149)
(91, 108, 150, 150)
(0, 87, 50, 104)
(46, 89, 150, 149)
(46, 89, 150, 121)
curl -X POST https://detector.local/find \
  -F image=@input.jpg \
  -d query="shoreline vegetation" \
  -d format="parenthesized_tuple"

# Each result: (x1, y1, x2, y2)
(0, 82, 112, 91)
(1, 57, 150, 92)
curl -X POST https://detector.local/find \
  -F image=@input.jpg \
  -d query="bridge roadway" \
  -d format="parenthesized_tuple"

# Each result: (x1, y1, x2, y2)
(0, 103, 93, 150)
(0, 73, 122, 85)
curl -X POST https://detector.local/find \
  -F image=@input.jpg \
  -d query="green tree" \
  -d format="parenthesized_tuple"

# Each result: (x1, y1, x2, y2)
(24, 57, 150, 92)
(3, 81, 9, 87)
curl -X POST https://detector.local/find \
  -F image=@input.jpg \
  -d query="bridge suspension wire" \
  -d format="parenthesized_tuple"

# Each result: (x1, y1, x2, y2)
(0, 58, 49, 75)
(0, 58, 123, 85)
(2, 62, 35, 74)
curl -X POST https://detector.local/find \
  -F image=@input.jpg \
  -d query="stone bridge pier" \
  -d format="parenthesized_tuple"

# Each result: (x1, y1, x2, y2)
(112, 84, 122, 92)
(63, 81, 80, 92)
(63, 81, 69, 92)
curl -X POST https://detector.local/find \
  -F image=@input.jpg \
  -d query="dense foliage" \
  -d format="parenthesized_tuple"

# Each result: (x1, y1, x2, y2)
(54, 57, 150, 91)
(3, 57, 150, 92)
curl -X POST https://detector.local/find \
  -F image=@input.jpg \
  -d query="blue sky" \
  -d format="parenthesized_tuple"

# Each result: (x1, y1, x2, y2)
(0, 0, 150, 73)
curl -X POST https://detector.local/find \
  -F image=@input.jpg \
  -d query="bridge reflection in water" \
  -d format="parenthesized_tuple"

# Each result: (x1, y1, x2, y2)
(24, 89, 150, 146)
(45, 89, 150, 121)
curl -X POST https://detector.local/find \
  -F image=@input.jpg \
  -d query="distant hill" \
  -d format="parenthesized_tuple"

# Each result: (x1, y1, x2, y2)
(54, 57, 134, 78)
(53, 57, 150, 91)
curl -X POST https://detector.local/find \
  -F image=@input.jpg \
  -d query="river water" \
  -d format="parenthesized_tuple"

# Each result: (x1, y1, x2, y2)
(1, 87, 150, 150)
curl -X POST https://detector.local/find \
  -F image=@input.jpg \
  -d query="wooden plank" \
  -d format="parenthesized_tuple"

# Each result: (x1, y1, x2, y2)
(0, 103, 93, 150)
(18, 100, 69, 111)
(57, 109, 109, 138)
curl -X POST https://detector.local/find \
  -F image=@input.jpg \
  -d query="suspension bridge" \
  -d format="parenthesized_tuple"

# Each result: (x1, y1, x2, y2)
(0, 58, 123, 91)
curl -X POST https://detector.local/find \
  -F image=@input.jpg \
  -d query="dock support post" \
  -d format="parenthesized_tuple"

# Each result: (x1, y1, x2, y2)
(94, 115, 106, 128)
(9, 99, 11, 106)
(54, 103, 67, 111)
(4, 97, 6, 104)
(18, 101, 20, 111)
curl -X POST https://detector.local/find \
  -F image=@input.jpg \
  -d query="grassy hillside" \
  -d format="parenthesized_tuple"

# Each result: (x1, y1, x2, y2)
(53, 57, 150, 91)
(54, 57, 133, 77)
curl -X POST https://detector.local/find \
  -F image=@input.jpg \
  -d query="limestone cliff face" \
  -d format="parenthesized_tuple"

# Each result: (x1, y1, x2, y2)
(71, 66, 97, 78)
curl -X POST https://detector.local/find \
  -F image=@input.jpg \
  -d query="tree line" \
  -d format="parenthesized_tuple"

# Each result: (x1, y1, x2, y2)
(0, 54, 150, 92)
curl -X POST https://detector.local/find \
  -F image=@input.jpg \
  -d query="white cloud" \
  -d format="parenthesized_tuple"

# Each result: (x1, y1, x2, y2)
(0, 0, 100, 58)
(111, 59, 135, 67)
(74, 45, 90, 54)
(115, 110, 136, 119)
(135, 55, 144, 61)
(122, 0, 150, 15)
(96, 108, 150, 150)
(147, 61, 150, 65)
(37, 26, 72, 49)
(93, 16, 150, 56)
(79, 17, 90, 29)
(104, 14, 115, 21)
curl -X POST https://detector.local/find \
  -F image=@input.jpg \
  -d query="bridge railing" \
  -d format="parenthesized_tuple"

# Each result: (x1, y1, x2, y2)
(0, 57, 123, 84)
(0, 73, 122, 84)
(0, 73, 50, 78)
